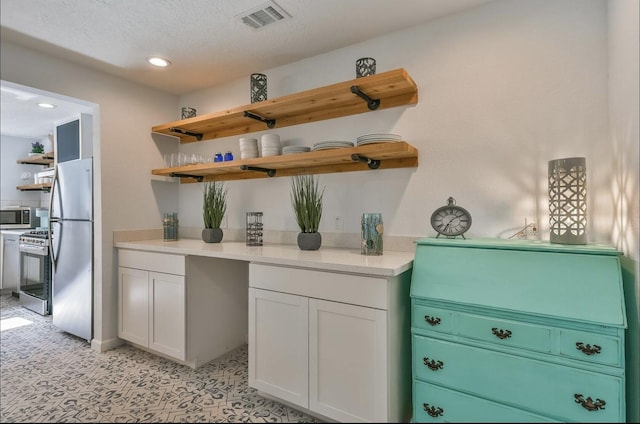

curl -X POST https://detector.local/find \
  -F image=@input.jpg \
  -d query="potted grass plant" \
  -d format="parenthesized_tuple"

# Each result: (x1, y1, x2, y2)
(202, 181, 228, 243)
(291, 174, 324, 250)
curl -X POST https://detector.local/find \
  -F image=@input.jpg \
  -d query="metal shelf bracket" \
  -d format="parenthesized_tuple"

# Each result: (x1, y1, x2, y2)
(351, 153, 381, 169)
(170, 173, 204, 182)
(240, 165, 276, 177)
(243, 111, 276, 129)
(350, 86, 381, 110)
(170, 127, 203, 141)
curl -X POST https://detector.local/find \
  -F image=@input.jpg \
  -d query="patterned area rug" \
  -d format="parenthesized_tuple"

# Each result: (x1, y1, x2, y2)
(0, 294, 319, 423)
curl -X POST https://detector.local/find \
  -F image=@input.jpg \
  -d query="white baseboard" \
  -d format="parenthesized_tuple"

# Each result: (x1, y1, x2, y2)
(91, 336, 124, 353)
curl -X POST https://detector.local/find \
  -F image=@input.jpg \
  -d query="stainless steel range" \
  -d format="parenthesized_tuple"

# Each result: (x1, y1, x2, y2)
(18, 229, 52, 315)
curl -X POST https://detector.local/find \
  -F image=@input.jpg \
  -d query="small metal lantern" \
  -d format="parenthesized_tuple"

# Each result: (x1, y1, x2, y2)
(250, 73, 267, 103)
(246, 212, 263, 246)
(181, 107, 196, 119)
(356, 57, 376, 78)
(548, 157, 587, 244)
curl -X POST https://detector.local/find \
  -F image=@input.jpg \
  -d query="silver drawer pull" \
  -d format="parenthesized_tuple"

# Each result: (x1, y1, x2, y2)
(423, 357, 444, 371)
(575, 394, 606, 411)
(424, 315, 441, 326)
(576, 342, 601, 355)
(423, 403, 444, 417)
(491, 327, 512, 340)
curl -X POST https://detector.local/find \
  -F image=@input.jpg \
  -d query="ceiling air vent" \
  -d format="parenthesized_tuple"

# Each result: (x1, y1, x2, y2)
(238, 1, 290, 30)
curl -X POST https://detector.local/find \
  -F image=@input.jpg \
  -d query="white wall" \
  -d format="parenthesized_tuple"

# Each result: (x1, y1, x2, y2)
(0, 41, 179, 350)
(0, 134, 51, 208)
(608, 0, 639, 421)
(178, 0, 611, 244)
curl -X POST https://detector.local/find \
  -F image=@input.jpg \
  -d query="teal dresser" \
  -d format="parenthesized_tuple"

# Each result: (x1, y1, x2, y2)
(410, 238, 627, 423)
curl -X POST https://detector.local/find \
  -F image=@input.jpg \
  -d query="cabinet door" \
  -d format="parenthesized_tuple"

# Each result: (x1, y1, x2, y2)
(149, 271, 185, 361)
(118, 267, 149, 346)
(309, 298, 388, 422)
(1, 235, 20, 291)
(248, 288, 308, 408)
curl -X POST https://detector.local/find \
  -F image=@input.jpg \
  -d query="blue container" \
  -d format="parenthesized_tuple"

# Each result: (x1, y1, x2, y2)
(224, 151, 234, 161)
(361, 212, 383, 255)
(214, 152, 223, 162)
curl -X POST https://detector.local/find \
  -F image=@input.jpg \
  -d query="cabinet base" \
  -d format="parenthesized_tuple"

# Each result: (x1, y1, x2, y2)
(254, 390, 333, 423)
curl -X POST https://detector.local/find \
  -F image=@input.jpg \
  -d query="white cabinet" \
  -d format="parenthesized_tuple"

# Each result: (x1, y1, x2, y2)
(118, 253, 186, 361)
(1, 231, 21, 293)
(118, 266, 149, 346)
(309, 299, 387, 422)
(148, 271, 186, 359)
(118, 249, 248, 368)
(248, 263, 412, 423)
(249, 289, 308, 406)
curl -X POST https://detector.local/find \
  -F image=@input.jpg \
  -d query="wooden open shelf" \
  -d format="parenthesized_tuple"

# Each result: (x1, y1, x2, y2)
(152, 141, 418, 183)
(16, 182, 52, 191)
(16, 151, 55, 166)
(151, 68, 418, 144)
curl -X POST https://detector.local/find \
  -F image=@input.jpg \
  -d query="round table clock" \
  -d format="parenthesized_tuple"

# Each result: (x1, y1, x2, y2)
(430, 197, 472, 239)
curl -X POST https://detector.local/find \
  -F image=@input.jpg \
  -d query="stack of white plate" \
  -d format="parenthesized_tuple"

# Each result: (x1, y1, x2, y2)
(282, 145, 311, 155)
(312, 140, 354, 151)
(261, 133, 281, 157)
(239, 138, 259, 159)
(356, 133, 402, 146)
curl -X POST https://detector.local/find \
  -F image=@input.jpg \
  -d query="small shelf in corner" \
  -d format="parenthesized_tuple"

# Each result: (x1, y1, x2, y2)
(17, 152, 55, 166)
(17, 183, 52, 191)
(151, 141, 418, 183)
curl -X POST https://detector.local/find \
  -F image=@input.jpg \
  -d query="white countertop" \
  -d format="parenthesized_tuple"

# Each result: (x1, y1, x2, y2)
(115, 239, 414, 277)
(0, 229, 30, 236)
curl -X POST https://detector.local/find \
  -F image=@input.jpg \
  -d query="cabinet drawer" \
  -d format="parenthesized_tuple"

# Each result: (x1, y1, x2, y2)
(412, 304, 453, 334)
(559, 329, 622, 367)
(413, 380, 557, 423)
(457, 313, 551, 354)
(249, 263, 388, 309)
(413, 335, 623, 422)
(118, 249, 185, 275)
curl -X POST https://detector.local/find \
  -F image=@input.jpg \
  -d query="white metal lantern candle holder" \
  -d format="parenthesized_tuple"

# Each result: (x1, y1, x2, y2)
(548, 157, 587, 244)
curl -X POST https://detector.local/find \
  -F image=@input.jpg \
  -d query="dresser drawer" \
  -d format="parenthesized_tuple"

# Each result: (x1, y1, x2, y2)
(457, 313, 552, 354)
(559, 329, 622, 367)
(412, 303, 453, 334)
(413, 380, 558, 423)
(413, 335, 623, 422)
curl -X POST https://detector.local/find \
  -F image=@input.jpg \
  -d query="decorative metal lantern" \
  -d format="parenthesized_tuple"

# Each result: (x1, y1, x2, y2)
(246, 212, 263, 246)
(356, 57, 376, 78)
(250, 73, 267, 103)
(181, 107, 196, 120)
(548, 157, 587, 244)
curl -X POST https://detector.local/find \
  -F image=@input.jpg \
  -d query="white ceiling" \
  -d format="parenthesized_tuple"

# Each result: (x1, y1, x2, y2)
(0, 0, 493, 139)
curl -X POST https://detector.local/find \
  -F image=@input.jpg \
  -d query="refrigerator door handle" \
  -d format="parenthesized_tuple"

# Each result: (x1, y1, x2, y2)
(49, 165, 60, 218)
(49, 219, 60, 271)
(48, 166, 59, 271)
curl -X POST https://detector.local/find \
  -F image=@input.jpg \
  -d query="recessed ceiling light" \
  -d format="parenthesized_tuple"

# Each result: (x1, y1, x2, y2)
(37, 102, 56, 109)
(148, 56, 171, 67)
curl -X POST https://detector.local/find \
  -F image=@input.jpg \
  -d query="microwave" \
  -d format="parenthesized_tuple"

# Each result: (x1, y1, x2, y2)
(55, 113, 93, 164)
(0, 207, 39, 229)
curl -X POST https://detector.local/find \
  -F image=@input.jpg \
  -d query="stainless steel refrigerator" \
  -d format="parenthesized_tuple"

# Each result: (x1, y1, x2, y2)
(48, 157, 93, 342)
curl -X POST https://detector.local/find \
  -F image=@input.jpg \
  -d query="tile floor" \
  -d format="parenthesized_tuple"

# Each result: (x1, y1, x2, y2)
(0, 294, 320, 423)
